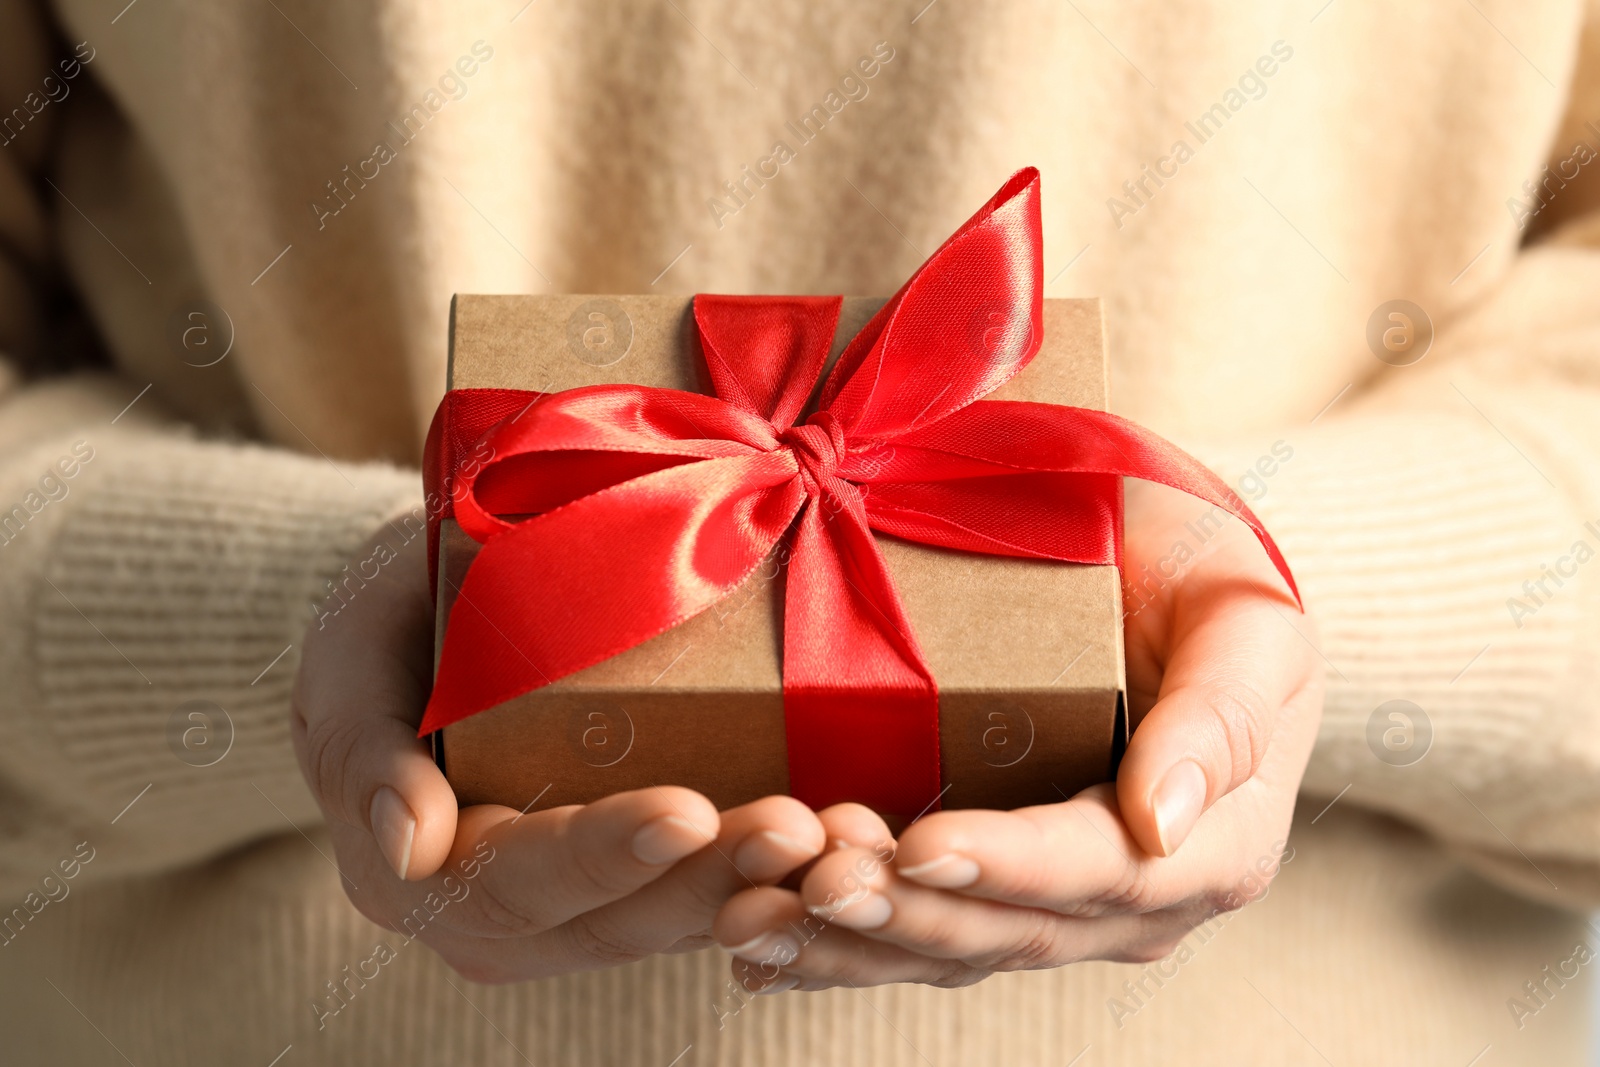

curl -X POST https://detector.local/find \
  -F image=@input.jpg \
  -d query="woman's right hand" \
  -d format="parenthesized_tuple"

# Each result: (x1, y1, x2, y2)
(290, 518, 827, 983)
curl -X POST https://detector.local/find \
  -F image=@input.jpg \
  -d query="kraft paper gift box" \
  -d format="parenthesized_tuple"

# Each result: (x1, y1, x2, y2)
(431, 293, 1128, 818)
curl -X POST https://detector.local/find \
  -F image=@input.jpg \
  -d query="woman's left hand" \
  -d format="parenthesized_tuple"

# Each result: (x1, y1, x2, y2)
(711, 482, 1324, 992)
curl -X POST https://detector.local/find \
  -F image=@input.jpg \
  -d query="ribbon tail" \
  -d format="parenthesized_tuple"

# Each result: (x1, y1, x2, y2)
(864, 471, 1123, 564)
(872, 402, 1302, 610)
(782, 480, 942, 824)
(1030, 408, 1300, 609)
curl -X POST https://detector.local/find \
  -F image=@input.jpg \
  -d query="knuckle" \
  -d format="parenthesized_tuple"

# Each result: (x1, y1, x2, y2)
(459, 873, 544, 938)
(1205, 862, 1278, 916)
(1086, 863, 1162, 914)
(563, 915, 645, 966)
(564, 838, 643, 901)
(665, 933, 716, 954)
(1203, 683, 1272, 784)
(302, 712, 365, 823)
(930, 962, 991, 989)
(558, 810, 672, 902)
(995, 915, 1073, 971)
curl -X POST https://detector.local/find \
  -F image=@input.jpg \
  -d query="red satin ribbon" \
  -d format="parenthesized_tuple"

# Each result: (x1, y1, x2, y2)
(420, 167, 1300, 823)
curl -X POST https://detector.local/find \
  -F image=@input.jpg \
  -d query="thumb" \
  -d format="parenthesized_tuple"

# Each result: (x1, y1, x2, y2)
(291, 527, 460, 881)
(1116, 589, 1310, 857)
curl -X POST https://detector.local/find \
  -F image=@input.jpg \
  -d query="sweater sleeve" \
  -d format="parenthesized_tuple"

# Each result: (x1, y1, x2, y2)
(0, 7, 420, 896)
(1200, 108, 1600, 910)
(0, 402, 420, 895)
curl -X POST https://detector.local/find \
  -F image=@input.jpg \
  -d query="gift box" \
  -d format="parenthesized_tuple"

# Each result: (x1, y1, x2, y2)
(432, 293, 1128, 821)
(422, 169, 1295, 826)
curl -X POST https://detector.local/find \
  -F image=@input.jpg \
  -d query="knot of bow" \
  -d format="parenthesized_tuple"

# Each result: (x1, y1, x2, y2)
(780, 413, 849, 493)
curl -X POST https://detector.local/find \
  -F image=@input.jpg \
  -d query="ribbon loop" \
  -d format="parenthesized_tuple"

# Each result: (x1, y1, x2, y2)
(695, 294, 842, 430)
(820, 169, 1045, 443)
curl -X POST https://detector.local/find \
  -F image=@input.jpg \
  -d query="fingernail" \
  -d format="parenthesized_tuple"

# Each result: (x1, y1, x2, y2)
(819, 890, 892, 931)
(808, 886, 864, 922)
(732, 829, 813, 875)
(1152, 760, 1209, 856)
(756, 974, 798, 996)
(630, 815, 702, 865)
(898, 853, 980, 888)
(370, 786, 416, 880)
(723, 931, 800, 966)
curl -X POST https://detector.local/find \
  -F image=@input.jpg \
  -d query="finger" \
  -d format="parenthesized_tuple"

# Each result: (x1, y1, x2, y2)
(755, 802, 893, 892)
(423, 785, 721, 938)
(714, 886, 986, 991)
(817, 802, 895, 852)
(546, 795, 825, 960)
(291, 539, 458, 880)
(408, 798, 823, 982)
(894, 786, 1180, 915)
(798, 844, 1190, 970)
(1116, 582, 1316, 856)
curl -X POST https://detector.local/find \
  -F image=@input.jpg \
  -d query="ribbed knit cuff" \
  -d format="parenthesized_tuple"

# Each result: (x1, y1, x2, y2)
(0, 427, 419, 888)
(1195, 391, 1600, 900)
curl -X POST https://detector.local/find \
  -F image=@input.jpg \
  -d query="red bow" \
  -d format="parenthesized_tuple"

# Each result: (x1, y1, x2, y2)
(421, 168, 1299, 822)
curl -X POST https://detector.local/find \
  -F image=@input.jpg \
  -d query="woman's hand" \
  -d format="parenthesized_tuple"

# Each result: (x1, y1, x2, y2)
(290, 518, 827, 984)
(711, 481, 1324, 991)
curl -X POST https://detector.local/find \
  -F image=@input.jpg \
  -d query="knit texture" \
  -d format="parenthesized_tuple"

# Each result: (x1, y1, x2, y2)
(1, 0, 1599, 1062)
(0, 422, 419, 888)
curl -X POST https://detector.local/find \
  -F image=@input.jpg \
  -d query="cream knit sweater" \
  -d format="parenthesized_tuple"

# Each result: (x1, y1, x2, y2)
(3, 0, 1600, 1063)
